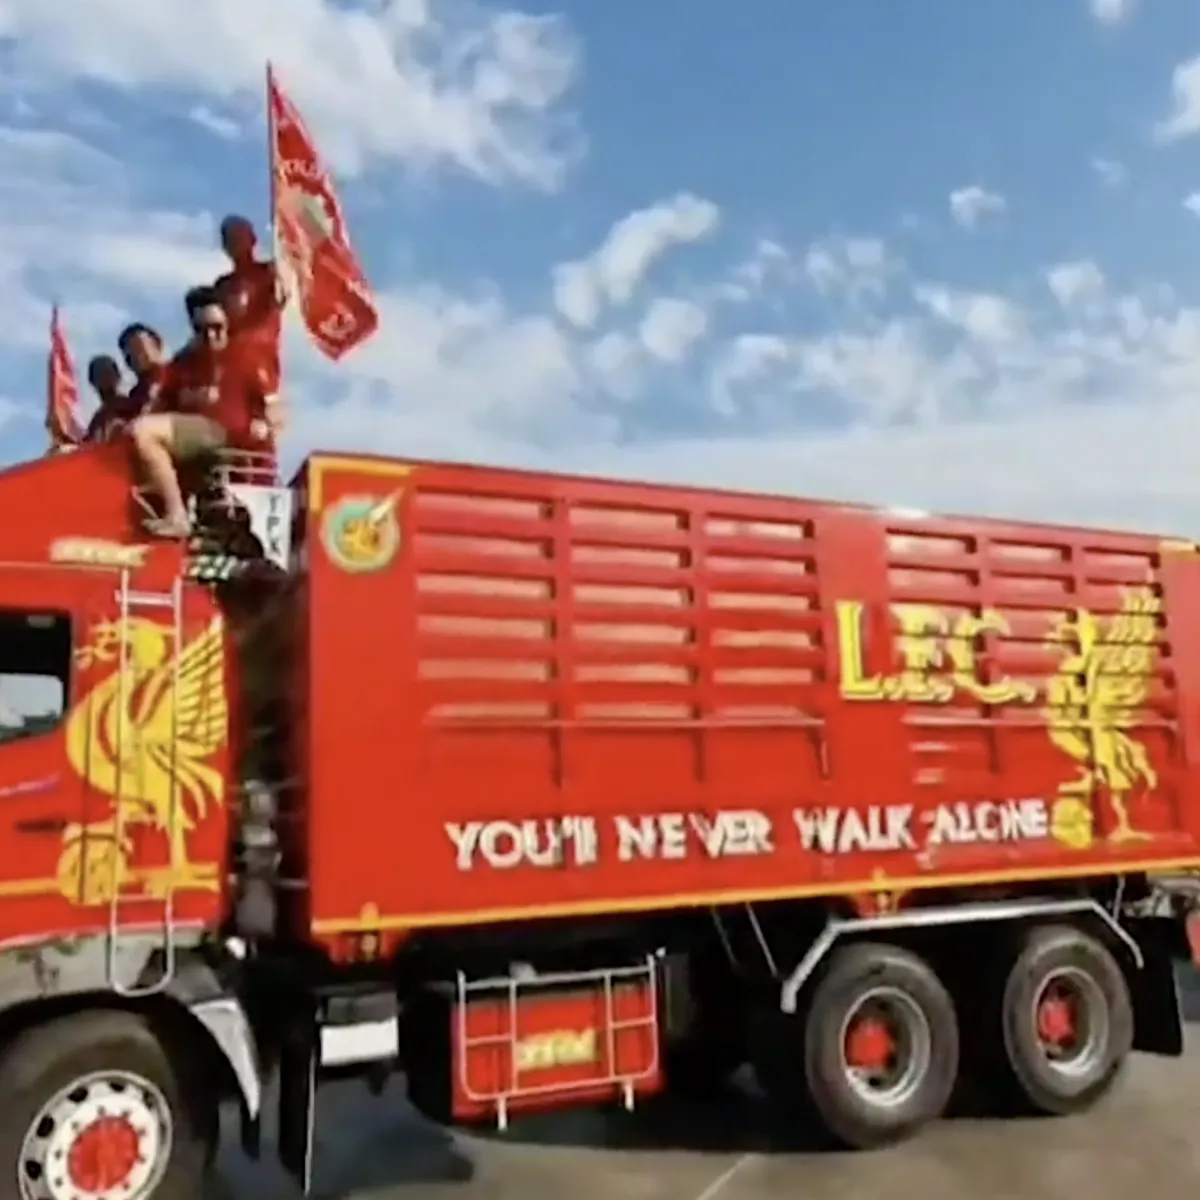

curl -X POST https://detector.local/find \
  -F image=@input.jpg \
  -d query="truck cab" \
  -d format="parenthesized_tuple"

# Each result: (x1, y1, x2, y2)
(0, 443, 295, 1198)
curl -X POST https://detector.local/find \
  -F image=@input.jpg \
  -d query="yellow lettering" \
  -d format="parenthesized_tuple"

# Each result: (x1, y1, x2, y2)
(514, 1029, 597, 1072)
(948, 612, 1038, 704)
(836, 598, 1036, 706)
(835, 602, 885, 699)
(887, 605, 953, 702)
(50, 538, 148, 569)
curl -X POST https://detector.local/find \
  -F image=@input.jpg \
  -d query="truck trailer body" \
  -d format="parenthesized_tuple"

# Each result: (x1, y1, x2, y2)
(0, 442, 1195, 1198)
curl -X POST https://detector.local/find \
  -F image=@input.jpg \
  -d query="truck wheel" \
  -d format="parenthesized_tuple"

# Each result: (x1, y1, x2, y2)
(798, 942, 959, 1149)
(999, 923, 1133, 1116)
(1, 1010, 214, 1200)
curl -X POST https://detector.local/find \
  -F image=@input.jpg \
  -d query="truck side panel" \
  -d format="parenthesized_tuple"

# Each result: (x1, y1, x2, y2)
(301, 456, 1200, 937)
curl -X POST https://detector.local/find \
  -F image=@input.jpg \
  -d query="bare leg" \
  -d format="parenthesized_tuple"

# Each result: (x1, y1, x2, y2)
(132, 415, 190, 536)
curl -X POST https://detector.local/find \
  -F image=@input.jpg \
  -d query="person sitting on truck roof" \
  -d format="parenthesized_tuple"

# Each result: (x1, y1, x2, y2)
(213, 214, 285, 393)
(130, 286, 282, 539)
(117, 322, 169, 415)
(82, 355, 135, 444)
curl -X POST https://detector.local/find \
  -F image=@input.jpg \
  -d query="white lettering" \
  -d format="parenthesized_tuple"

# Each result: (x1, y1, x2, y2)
(688, 811, 774, 858)
(792, 805, 916, 853)
(451, 800, 1051, 870)
(616, 815, 658, 862)
(925, 798, 1048, 846)
(616, 810, 774, 861)
(445, 821, 481, 871)
(794, 798, 1050, 856)
(445, 817, 600, 871)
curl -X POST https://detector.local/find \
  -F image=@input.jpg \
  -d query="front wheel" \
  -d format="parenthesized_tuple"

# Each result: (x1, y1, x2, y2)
(0, 1010, 215, 1200)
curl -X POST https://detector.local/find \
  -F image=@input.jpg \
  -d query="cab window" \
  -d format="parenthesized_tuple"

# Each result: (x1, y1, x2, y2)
(0, 611, 71, 745)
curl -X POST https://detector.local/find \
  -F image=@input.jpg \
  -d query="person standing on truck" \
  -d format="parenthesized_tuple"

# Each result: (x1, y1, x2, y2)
(213, 214, 285, 393)
(82, 355, 134, 444)
(130, 286, 282, 538)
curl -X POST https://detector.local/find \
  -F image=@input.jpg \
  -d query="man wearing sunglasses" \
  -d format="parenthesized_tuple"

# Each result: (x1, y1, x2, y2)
(130, 287, 282, 538)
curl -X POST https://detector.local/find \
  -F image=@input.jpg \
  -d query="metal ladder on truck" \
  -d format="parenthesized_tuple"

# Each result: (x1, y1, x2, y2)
(105, 569, 184, 997)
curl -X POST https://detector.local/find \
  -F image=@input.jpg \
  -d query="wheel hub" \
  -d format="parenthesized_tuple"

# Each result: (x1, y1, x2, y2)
(1036, 989, 1077, 1047)
(837, 986, 932, 1109)
(1031, 967, 1108, 1078)
(18, 1071, 172, 1200)
(67, 1115, 140, 1193)
(843, 1016, 895, 1071)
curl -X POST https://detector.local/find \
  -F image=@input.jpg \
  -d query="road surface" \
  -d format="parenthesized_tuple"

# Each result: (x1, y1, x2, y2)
(211, 971, 1200, 1200)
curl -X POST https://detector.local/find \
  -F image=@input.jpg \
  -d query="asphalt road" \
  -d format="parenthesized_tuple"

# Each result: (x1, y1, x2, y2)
(210, 970, 1200, 1200)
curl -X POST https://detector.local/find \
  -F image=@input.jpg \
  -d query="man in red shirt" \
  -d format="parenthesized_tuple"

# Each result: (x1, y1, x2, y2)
(213, 215, 285, 391)
(82, 355, 134, 443)
(130, 287, 283, 538)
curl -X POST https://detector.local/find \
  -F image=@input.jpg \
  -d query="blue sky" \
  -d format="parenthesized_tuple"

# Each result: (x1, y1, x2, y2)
(2, 0, 1200, 531)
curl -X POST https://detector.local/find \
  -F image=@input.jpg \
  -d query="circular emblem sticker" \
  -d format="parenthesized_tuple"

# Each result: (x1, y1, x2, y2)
(321, 493, 402, 573)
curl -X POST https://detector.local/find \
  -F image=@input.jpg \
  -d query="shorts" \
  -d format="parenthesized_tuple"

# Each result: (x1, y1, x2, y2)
(169, 414, 227, 461)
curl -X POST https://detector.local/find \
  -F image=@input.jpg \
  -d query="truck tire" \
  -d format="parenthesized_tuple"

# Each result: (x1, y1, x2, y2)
(999, 923, 1133, 1116)
(789, 942, 959, 1149)
(1, 1009, 215, 1200)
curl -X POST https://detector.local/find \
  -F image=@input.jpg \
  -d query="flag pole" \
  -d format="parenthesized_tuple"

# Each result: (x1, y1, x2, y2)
(266, 61, 278, 247)
(266, 61, 287, 420)
(46, 303, 57, 450)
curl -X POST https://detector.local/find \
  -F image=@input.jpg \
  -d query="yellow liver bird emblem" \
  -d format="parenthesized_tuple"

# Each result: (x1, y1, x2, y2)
(58, 616, 228, 904)
(1044, 588, 1160, 849)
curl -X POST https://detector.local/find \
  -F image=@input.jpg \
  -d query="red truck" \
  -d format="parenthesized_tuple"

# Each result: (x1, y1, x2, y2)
(0, 442, 1197, 1198)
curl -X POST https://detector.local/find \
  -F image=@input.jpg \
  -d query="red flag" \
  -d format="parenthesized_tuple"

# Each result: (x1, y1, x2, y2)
(267, 65, 379, 361)
(47, 307, 83, 451)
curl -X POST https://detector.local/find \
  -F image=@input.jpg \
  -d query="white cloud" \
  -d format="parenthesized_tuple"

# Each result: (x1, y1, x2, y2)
(948, 185, 1006, 229)
(1155, 55, 1200, 144)
(637, 297, 709, 363)
(1046, 260, 1106, 308)
(914, 285, 1024, 344)
(719, 237, 790, 303)
(1091, 157, 1127, 187)
(1185, 193, 1200, 218)
(804, 236, 892, 297)
(552, 192, 720, 329)
(189, 105, 242, 140)
(1089, 0, 1136, 25)
(0, 0, 581, 185)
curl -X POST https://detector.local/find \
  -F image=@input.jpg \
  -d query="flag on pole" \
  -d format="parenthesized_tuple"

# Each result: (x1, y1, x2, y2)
(47, 306, 83, 452)
(267, 64, 379, 361)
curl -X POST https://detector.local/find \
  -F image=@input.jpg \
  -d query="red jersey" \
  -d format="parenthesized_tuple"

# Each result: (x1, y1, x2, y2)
(162, 343, 274, 452)
(215, 260, 283, 392)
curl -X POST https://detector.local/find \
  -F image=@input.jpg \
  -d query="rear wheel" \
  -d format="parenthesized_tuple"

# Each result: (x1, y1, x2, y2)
(0, 1010, 215, 1200)
(761, 942, 959, 1149)
(999, 924, 1133, 1116)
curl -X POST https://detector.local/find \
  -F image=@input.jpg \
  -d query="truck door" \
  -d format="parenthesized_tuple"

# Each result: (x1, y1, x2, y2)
(0, 565, 94, 920)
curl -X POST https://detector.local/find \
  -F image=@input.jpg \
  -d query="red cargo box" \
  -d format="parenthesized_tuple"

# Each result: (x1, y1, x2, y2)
(295, 454, 1200, 941)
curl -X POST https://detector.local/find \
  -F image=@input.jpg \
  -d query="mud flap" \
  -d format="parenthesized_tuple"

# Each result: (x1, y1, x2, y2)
(278, 1005, 317, 1195)
(1127, 917, 1185, 1057)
